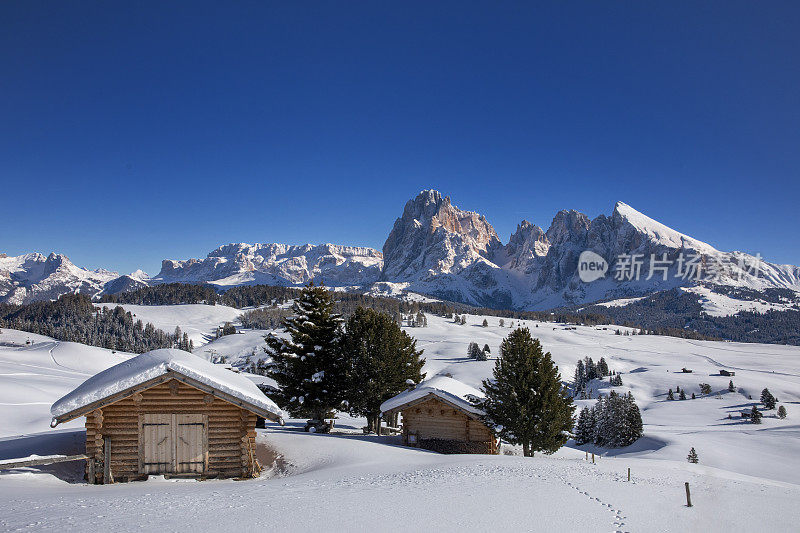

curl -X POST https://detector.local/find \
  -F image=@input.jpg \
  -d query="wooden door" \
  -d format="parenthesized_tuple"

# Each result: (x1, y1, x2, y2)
(175, 414, 207, 474)
(141, 413, 174, 474)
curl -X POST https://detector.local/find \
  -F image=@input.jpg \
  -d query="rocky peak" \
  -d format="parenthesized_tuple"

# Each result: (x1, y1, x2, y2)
(382, 190, 502, 281)
(545, 210, 591, 247)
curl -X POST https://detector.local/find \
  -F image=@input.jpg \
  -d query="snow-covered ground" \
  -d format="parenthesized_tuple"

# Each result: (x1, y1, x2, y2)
(1, 305, 799, 531)
(94, 303, 243, 347)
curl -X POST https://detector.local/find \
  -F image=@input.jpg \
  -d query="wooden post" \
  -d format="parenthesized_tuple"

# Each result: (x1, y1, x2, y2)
(103, 437, 112, 484)
(585, 451, 588, 461)
(627, 467, 631, 482)
(685, 482, 692, 507)
(591, 452, 595, 464)
(88, 457, 96, 484)
(376, 416, 382, 436)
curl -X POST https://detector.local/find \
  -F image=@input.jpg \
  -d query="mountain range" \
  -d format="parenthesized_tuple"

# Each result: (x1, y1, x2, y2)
(3, 190, 800, 320)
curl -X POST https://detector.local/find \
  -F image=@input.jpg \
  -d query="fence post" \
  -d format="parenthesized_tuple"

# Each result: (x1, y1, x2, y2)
(627, 467, 630, 482)
(591, 452, 595, 464)
(685, 482, 692, 507)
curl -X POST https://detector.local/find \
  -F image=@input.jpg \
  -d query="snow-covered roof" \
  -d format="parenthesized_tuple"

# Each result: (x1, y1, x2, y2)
(380, 375, 485, 416)
(51, 349, 284, 423)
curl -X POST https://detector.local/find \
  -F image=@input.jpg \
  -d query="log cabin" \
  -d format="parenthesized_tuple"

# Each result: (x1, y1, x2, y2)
(380, 376, 497, 454)
(50, 349, 284, 484)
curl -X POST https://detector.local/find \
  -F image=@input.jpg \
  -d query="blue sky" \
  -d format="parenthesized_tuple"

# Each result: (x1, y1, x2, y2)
(2, 2, 799, 275)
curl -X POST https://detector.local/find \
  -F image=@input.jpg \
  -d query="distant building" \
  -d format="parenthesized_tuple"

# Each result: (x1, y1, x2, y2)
(381, 376, 497, 454)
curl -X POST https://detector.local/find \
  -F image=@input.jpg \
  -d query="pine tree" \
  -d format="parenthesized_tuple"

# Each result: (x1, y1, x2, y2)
(340, 307, 425, 433)
(699, 383, 712, 395)
(750, 405, 762, 424)
(574, 359, 586, 392)
(499, 319, 505, 327)
(760, 388, 776, 410)
(679, 388, 686, 400)
(467, 342, 481, 359)
(691, 392, 696, 399)
(476, 328, 574, 457)
(265, 283, 345, 424)
(728, 380, 736, 392)
(483, 344, 491, 354)
(598, 357, 609, 377)
(573, 407, 592, 445)
(777, 405, 787, 419)
(475, 346, 488, 361)
(460, 315, 467, 325)
(482, 318, 489, 327)
(687, 447, 699, 464)
(667, 388, 675, 400)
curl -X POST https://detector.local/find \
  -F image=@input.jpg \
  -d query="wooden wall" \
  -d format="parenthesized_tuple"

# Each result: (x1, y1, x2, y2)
(400, 397, 495, 454)
(85, 378, 258, 483)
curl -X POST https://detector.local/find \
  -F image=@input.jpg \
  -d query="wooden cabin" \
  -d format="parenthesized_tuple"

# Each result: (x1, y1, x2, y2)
(50, 349, 284, 484)
(380, 376, 497, 455)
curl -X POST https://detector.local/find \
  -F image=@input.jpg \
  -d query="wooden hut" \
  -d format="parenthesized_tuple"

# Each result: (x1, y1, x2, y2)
(380, 376, 497, 454)
(50, 349, 284, 483)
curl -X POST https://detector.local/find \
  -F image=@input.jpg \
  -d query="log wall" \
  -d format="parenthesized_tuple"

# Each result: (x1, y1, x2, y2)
(400, 397, 495, 454)
(85, 378, 258, 483)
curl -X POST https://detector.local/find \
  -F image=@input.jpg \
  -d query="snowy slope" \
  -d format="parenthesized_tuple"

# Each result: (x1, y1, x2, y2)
(94, 303, 242, 347)
(2, 308, 800, 531)
(0, 329, 132, 437)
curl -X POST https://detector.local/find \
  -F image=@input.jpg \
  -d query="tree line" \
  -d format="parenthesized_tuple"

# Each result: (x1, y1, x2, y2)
(0, 294, 180, 353)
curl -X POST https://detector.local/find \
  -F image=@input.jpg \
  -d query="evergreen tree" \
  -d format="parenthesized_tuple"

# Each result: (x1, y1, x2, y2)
(573, 407, 592, 445)
(482, 318, 489, 327)
(340, 307, 425, 432)
(691, 392, 696, 399)
(679, 388, 686, 400)
(598, 357, 609, 377)
(699, 383, 712, 395)
(476, 328, 574, 457)
(667, 388, 675, 400)
(265, 283, 346, 423)
(750, 405, 762, 424)
(574, 359, 586, 392)
(460, 315, 467, 325)
(475, 346, 488, 361)
(728, 380, 736, 392)
(777, 405, 787, 419)
(687, 447, 699, 464)
(483, 344, 491, 354)
(499, 319, 505, 327)
(467, 342, 481, 359)
(760, 388, 776, 410)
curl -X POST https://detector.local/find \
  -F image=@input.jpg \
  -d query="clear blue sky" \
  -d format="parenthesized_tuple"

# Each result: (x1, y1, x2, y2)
(3, 1, 799, 275)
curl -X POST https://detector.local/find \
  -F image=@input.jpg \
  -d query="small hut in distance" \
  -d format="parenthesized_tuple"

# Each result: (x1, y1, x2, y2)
(50, 349, 284, 483)
(381, 376, 497, 454)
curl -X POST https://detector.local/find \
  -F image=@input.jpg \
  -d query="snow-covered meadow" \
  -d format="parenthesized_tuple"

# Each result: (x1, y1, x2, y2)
(1, 306, 799, 531)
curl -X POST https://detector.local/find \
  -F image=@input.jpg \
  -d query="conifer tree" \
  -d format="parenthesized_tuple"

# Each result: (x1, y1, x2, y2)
(476, 328, 574, 457)
(340, 307, 425, 432)
(573, 407, 592, 445)
(482, 318, 488, 327)
(699, 383, 712, 395)
(483, 344, 491, 354)
(687, 447, 699, 464)
(777, 405, 787, 419)
(598, 357, 609, 377)
(499, 319, 505, 327)
(750, 405, 762, 424)
(667, 388, 675, 400)
(728, 380, 736, 392)
(265, 283, 346, 423)
(760, 388, 776, 410)
(679, 388, 686, 400)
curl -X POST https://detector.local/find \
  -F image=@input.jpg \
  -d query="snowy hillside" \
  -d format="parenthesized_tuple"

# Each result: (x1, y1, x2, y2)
(93, 303, 243, 348)
(1, 305, 800, 531)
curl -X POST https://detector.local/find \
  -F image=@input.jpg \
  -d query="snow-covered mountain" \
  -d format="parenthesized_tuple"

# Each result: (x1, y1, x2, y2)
(153, 243, 383, 287)
(379, 191, 800, 310)
(0, 252, 119, 305)
(5, 190, 800, 313)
